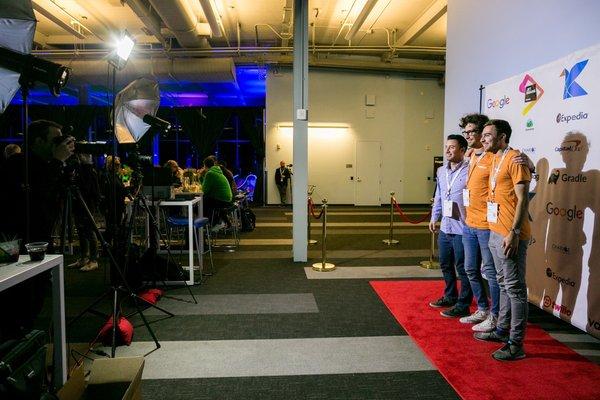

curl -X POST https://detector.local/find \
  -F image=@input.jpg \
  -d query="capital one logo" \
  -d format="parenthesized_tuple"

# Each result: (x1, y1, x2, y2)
(555, 139, 583, 152)
(561, 59, 588, 99)
(519, 74, 544, 115)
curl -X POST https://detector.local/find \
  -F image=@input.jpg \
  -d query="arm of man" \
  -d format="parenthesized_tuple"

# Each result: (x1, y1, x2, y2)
(429, 175, 442, 233)
(502, 181, 530, 256)
(512, 151, 535, 172)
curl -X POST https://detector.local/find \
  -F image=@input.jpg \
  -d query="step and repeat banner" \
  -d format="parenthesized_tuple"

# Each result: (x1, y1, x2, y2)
(484, 44, 600, 338)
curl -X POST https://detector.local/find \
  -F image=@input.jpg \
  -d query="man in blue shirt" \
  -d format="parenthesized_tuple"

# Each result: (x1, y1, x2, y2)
(428, 134, 473, 318)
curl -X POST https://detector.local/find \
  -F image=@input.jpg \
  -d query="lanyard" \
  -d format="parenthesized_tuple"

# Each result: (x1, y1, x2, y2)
(445, 161, 466, 198)
(490, 147, 511, 196)
(467, 151, 486, 183)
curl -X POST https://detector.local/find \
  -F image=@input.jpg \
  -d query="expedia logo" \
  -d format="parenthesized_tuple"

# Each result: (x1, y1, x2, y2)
(546, 267, 576, 287)
(551, 243, 571, 255)
(545, 202, 583, 221)
(487, 96, 510, 109)
(543, 295, 573, 316)
(556, 112, 588, 123)
(555, 139, 583, 152)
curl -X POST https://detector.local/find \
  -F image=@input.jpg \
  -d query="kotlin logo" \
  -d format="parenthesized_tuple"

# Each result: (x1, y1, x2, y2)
(519, 74, 544, 115)
(561, 59, 589, 99)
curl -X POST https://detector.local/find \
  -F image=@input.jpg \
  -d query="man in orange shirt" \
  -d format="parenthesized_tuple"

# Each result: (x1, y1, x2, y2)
(475, 119, 531, 361)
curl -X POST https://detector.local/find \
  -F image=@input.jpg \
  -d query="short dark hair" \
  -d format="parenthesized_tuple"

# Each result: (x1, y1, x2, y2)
(28, 120, 62, 144)
(459, 113, 489, 133)
(484, 119, 512, 143)
(447, 134, 468, 151)
(203, 156, 216, 168)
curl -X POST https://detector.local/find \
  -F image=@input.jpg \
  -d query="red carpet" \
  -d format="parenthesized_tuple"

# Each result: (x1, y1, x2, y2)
(371, 280, 600, 400)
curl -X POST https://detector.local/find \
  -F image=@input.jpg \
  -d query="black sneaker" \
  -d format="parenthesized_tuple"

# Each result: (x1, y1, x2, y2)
(440, 306, 470, 318)
(473, 330, 509, 343)
(492, 342, 526, 361)
(429, 297, 456, 308)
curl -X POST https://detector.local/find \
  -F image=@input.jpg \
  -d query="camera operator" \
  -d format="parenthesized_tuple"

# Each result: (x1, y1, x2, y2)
(0, 120, 74, 247)
(0, 120, 73, 340)
(99, 155, 127, 245)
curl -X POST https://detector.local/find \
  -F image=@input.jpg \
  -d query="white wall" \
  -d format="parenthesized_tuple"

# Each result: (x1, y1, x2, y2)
(266, 68, 444, 205)
(444, 0, 600, 136)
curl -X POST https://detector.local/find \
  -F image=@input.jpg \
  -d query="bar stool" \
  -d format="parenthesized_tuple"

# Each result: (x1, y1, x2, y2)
(211, 203, 240, 251)
(166, 216, 214, 281)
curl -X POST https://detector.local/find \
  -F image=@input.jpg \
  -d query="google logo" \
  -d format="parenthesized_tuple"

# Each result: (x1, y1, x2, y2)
(487, 96, 511, 109)
(545, 202, 583, 221)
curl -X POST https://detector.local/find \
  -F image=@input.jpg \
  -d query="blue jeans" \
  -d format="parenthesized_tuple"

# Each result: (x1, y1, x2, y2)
(462, 226, 500, 316)
(438, 231, 472, 309)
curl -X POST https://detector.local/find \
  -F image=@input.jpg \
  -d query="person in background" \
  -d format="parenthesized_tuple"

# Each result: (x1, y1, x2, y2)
(428, 134, 472, 319)
(200, 156, 232, 231)
(275, 161, 292, 205)
(69, 153, 101, 272)
(3, 143, 21, 160)
(475, 119, 531, 361)
(218, 159, 238, 195)
(100, 155, 127, 245)
(164, 159, 183, 186)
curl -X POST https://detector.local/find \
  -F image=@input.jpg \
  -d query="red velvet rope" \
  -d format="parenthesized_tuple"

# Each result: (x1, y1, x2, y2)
(392, 198, 432, 224)
(308, 198, 324, 219)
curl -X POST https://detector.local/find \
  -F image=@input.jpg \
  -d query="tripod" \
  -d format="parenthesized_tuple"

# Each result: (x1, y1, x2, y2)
(66, 182, 172, 357)
(120, 170, 197, 304)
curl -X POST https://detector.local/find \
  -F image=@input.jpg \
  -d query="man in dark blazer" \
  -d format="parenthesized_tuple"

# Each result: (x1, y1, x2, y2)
(275, 160, 291, 205)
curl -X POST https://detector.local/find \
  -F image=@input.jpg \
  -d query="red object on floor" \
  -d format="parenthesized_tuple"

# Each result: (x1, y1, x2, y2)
(371, 280, 600, 400)
(138, 288, 164, 304)
(97, 316, 134, 346)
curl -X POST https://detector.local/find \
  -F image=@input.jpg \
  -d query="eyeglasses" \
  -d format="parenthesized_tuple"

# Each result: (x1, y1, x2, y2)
(462, 129, 479, 136)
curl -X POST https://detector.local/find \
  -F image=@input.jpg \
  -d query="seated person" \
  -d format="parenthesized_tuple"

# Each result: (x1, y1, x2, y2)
(164, 159, 183, 186)
(200, 156, 232, 229)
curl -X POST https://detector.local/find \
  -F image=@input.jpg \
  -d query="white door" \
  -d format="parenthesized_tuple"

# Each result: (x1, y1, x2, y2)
(355, 141, 381, 205)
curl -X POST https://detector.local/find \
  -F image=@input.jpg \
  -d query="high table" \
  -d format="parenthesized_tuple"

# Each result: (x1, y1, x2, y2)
(153, 195, 203, 285)
(0, 254, 66, 388)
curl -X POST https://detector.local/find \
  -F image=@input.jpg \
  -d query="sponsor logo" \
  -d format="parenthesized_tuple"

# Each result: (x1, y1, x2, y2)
(522, 146, 535, 154)
(561, 59, 589, 99)
(545, 202, 584, 221)
(555, 112, 588, 124)
(548, 170, 587, 184)
(550, 243, 571, 255)
(543, 295, 573, 316)
(555, 139, 583, 152)
(589, 318, 600, 331)
(486, 95, 510, 109)
(525, 118, 534, 131)
(519, 74, 544, 115)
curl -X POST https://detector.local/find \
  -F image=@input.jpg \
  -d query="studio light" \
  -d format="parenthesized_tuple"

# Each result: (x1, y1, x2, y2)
(114, 77, 161, 144)
(0, 46, 70, 96)
(109, 30, 135, 70)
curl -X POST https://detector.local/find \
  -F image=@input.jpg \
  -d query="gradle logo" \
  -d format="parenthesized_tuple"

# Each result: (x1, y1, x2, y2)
(545, 202, 584, 221)
(486, 95, 510, 109)
(525, 118, 534, 131)
(548, 169, 588, 184)
(561, 59, 588, 99)
(555, 139, 583, 152)
(556, 112, 588, 124)
(545, 267, 577, 284)
(519, 74, 544, 115)
(543, 295, 573, 316)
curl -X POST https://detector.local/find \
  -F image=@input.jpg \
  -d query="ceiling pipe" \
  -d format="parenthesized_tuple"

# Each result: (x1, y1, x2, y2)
(148, 0, 210, 48)
(198, 0, 223, 37)
(123, 0, 167, 47)
(345, 0, 379, 42)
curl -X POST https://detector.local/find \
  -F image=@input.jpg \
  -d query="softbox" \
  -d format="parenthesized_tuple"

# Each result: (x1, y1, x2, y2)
(0, 1, 36, 113)
(114, 77, 160, 144)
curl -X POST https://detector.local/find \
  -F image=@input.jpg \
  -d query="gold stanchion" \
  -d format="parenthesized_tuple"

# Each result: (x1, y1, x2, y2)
(307, 186, 317, 245)
(312, 198, 335, 271)
(382, 191, 399, 245)
(420, 198, 439, 269)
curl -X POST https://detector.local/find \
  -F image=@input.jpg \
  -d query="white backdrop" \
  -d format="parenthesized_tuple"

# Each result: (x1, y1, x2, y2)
(484, 44, 600, 338)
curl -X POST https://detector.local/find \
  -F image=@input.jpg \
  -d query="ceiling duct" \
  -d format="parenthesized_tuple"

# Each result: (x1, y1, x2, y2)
(122, 0, 166, 45)
(148, 0, 210, 48)
(58, 57, 236, 88)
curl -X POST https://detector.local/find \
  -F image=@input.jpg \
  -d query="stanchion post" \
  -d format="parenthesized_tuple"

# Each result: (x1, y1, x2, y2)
(382, 191, 399, 245)
(312, 198, 335, 271)
(420, 198, 440, 269)
(307, 195, 317, 245)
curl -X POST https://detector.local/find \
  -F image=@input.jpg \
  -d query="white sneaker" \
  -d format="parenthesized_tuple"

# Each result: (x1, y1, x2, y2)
(80, 260, 99, 272)
(472, 314, 497, 332)
(459, 309, 489, 324)
(68, 258, 88, 269)
(211, 222, 227, 233)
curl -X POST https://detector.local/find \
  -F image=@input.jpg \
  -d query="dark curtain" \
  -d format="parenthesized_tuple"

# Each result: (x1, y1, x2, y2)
(174, 108, 230, 161)
(27, 105, 101, 139)
(237, 108, 264, 159)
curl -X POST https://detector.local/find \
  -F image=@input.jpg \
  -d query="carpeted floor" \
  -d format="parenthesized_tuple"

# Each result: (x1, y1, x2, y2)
(40, 205, 599, 399)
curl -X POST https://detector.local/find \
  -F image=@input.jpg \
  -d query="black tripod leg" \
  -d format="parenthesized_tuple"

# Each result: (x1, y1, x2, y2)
(111, 287, 119, 358)
(70, 186, 163, 354)
(67, 289, 111, 327)
(139, 196, 197, 304)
